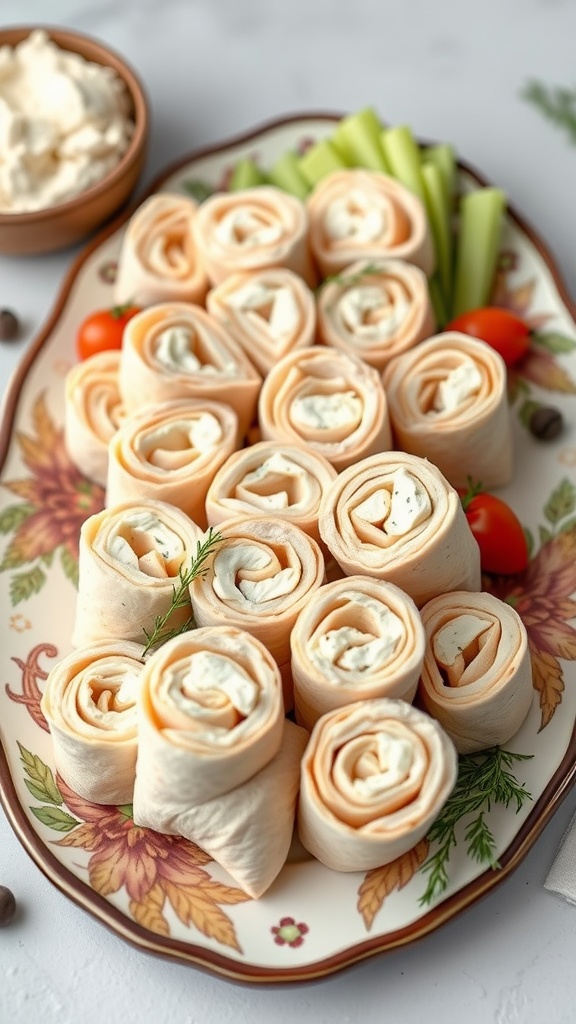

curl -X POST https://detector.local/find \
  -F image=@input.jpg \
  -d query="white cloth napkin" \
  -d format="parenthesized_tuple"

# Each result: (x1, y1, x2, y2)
(545, 811, 576, 903)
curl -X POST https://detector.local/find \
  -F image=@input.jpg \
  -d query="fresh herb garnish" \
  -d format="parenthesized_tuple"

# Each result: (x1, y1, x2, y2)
(182, 179, 214, 203)
(419, 746, 533, 907)
(142, 527, 222, 656)
(316, 260, 385, 293)
(521, 80, 576, 145)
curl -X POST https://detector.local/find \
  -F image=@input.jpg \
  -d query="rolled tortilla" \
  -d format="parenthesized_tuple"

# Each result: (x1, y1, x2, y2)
(316, 257, 435, 371)
(418, 591, 534, 754)
(64, 350, 124, 487)
(72, 498, 203, 648)
(205, 439, 337, 547)
(258, 345, 392, 472)
(114, 193, 209, 307)
(190, 515, 325, 711)
(382, 331, 513, 489)
(132, 627, 306, 897)
(307, 169, 435, 279)
(40, 641, 145, 805)
(318, 451, 481, 607)
(192, 185, 316, 287)
(106, 398, 240, 529)
(206, 266, 316, 376)
(298, 697, 458, 872)
(133, 627, 284, 806)
(291, 575, 425, 731)
(118, 302, 262, 438)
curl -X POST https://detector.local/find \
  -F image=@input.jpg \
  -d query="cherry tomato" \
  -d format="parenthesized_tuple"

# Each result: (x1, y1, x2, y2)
(445, 307, 530, 367)
(459, 481, 529, 575)
(76, 304, 141, 361)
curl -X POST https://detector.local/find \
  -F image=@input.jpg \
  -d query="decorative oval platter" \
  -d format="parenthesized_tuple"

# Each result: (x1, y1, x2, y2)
(1, 114, 576, 984)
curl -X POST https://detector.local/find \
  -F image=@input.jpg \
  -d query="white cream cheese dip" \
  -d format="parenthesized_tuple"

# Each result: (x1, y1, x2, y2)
(0, 30, 134, 213)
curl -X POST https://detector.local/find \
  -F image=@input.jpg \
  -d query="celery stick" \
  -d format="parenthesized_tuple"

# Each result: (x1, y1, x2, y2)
(451, 187, 506, 318)
(268, 151, 311, 199)
(228, 158, 268, 190)
(421, 161, 453, 309)
(298, 139, 347, 187)
(429, 274, 448, 329)
(332, 107, 390, 172)
(380, 125, 426, 204)
(423, 143, 456, 211)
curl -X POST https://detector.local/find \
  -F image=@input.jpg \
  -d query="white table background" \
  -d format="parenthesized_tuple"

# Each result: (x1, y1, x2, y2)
(1, 1, 576, 1021)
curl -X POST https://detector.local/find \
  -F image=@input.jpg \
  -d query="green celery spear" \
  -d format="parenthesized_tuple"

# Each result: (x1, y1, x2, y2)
(298, 138, 347, 187)
(331, 107, 390, 171)
(380, 123, 451, 321)
(451, 186, 506, 318)
(423, 142, 457, 211)
(380, 124, 426, 204)
(267, 151, 311, 199)
(428, 274, 449, 329)
(421, 160, 454, 312)
(228, 157, 268, 191)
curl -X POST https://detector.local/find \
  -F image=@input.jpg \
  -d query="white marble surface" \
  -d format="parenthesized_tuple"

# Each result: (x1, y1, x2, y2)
(2, 1, 576, 1021)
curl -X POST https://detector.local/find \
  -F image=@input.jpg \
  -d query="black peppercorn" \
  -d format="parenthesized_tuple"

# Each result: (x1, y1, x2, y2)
(529, 405, 564, 442)
(0, 885, 16, 926)
(0, 309, 19, 341)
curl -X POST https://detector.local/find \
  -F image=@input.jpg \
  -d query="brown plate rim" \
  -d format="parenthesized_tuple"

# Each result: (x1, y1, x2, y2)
(1, 111, 575, 985)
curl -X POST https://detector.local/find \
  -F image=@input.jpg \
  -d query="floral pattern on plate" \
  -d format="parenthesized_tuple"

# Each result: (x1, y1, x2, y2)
(1, 115, 576, 982)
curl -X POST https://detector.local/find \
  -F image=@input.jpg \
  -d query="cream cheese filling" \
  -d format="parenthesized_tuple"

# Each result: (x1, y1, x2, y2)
(433, 359, 483, 413)
(214, 208, 284, 248)
(325, 189, 386, 243)
(213, 543, 299, 603)
(235, 452, 314, 511)
(153, 325, 236, 376)
(105, 510, 184, 578)
(226, 281, 300, 340)
(354, 468, 431, 536)
(290, 391, 362, 432)
(339, 285, 410, 341)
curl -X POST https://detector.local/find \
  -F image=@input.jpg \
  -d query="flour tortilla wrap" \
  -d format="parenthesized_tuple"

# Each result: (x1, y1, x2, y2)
(41, 641, 145, 805)
(72, 499, 203, 648)
(418, 590, 534, 754)
(318, 452, 481, 607)
(192, 185, 316, 287)
(205, 439, 337, 547)
(258, 345, 392, 472)
(106, 398, 240, 529)
(307, 169, 435, 279)
(316, 257, 435, 372)
(190, 515, 325, 712)
(206, 266, 316, 376)
(132, 627, 304, 898)
(382, 332, 513, 489)
(298, 698, 457, 872)
(291, 575, 425, 731)
(64, 350, 124, 487)
(118, 302, 262, 438)
(114, 193, 209, 307)
(172, 719, 308, 899)
(132, 627, 284, 807)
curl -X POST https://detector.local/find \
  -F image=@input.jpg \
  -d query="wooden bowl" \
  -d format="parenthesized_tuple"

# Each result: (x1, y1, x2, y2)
(0, 26, 149, 256)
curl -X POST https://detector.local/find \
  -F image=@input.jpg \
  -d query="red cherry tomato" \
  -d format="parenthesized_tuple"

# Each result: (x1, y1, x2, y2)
(459, 482, 529, 575)
(445, 307, 530, 367)
(76, 304, 141, 361)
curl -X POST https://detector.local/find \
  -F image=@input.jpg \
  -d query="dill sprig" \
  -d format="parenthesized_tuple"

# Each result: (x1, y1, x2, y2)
(521, 80, 576, 145)
(419, 746, 533, 907)
(316, 260, 386, 293)
(141, 527, 221, 657)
